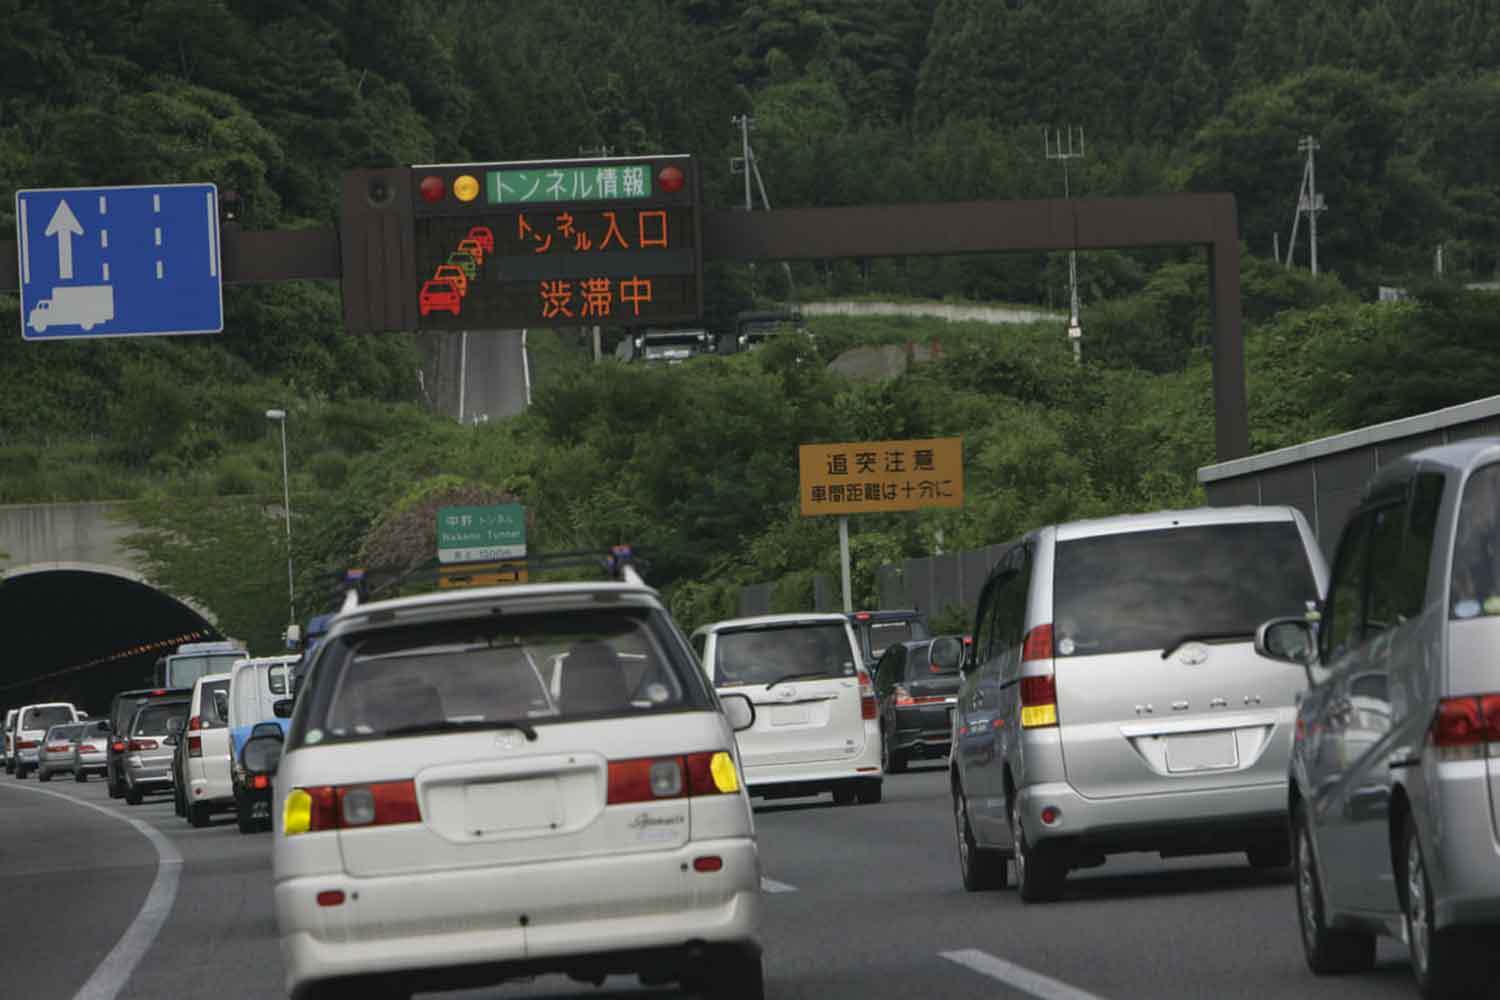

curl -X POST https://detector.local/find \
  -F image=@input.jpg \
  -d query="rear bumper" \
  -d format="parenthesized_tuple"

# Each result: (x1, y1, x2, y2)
(189, 774, 234, 806)
(1018, 779, 1288, 857)
(276, 837, 759, 996)
(891, 704, 955, 755)
(742, 757, 882, 796)
(38, 755, 76, 773)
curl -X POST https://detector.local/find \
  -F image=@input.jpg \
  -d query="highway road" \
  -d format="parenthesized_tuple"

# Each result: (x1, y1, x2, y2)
(0, 767, 1421, 1000)
(419, 329, 532, 426)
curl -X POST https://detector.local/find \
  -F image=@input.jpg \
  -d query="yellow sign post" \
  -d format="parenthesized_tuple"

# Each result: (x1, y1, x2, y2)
(796, 437, 964, 612)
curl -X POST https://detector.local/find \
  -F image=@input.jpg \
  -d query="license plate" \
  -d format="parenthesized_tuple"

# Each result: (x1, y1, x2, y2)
(1166, 731, 1238, 773)
(466, 778, 562, 835)
(251, 802, 270, 819)
(769, 705, 811, 727)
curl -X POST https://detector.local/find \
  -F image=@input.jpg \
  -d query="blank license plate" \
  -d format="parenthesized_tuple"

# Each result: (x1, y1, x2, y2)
(1166, 731, 1238, 773)
(466, 778, 562, 835)
(769, 705, 812, 726)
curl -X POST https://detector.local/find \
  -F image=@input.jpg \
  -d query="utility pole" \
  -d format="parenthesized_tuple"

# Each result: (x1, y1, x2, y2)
(731, 115, 796, 299)
(1045, 126, 1086, 363)
(1285, 136, 1326, 275)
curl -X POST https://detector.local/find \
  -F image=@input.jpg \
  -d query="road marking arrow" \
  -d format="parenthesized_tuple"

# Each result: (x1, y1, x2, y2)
(45, 199, 84, 280)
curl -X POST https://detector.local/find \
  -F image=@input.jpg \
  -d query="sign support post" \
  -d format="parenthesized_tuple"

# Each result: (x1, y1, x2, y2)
(838, 515, 852, 614)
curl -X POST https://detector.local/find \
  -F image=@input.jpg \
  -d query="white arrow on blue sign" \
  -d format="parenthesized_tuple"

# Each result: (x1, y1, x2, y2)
(14, 182, 224, 340)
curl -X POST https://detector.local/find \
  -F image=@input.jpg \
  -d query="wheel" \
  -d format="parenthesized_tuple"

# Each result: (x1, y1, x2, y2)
(38, 769, 51, 782)
(702, 948, 764, 999)
(1403, 816, 1489, 997)
(188, 800, 211, 829)
(75, 769, 88, 783)
(173, 780, 186, 817)
(125, 783, 143, 805)
(1011, 795, 1066, 902)
(15, 764, 27, 779)
(107, 771, 123, 798)
(954, 785, 1008, 891)
(1293, 803, 1375, 974)
(1248, 839, 1291, 869)
(881, 726, 908, 774)
(831, 785, 857, 806)
(236, 798, 258, 834)
(855, 779, 882, 805)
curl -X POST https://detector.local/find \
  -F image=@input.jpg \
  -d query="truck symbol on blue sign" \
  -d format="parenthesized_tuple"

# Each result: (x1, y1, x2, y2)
(14, 183, 223, 340)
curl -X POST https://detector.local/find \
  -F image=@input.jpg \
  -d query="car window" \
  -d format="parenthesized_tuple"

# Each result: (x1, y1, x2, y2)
(21, 705, 75, 731)
(868, 621, 914, 660)
(713, 623, 855, 687)
(268, 665, 289, 696)
(1451, 463, 1500, 619)
(46, 724, 84, 742)
(1364, 503, 1408, 635)
(293, 608, 704, 748)
(1322, 512, 1374, 662)
(132, 703, 187, 736)
(1053, 521, 1318, 658)
(199, 679, 231, 727)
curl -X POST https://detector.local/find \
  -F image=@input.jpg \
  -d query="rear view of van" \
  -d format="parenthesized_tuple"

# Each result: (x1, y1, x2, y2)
(952, 506, 1328, 901)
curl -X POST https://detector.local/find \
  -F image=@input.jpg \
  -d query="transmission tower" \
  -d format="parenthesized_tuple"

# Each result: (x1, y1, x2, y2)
(1045, 126, 1086, 363)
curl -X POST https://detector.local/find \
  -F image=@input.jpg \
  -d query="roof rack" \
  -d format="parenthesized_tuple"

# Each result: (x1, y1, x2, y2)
(331, 545, 650, 613)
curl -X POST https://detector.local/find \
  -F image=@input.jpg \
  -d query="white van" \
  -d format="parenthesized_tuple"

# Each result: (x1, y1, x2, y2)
(228, 655, 297, 833)
(181, 673, 233, 827)
(12, 703, 82, 778)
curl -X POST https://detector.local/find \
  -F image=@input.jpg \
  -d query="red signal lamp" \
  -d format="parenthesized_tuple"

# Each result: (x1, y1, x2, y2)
(418, 176, 446, 203)
(657, 164, 685, 194)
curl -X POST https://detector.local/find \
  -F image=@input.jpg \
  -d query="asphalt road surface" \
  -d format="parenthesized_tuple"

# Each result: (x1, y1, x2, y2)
(419, 329, 531, 425)
(0, 766, 1422, 1000)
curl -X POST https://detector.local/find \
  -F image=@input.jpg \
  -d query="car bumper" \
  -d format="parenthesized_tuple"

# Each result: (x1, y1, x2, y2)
(892, 704, 956, 755)
(189, 775, 234, 806)
(75, 752, 108, 772)
(276, 838, 759, 996)
(1018, 779, 1288, 856)
(16, 749, 39, 766)
(742, 754, 882, 796)
(1428, 759, 1500, 929)
(126, 757, 174, 787)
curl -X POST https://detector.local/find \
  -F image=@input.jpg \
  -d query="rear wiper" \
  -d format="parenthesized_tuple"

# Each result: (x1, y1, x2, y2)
(764, 671, 834, 690)
(1160, 632, 1254, 660)
(381, 718, 538, 741)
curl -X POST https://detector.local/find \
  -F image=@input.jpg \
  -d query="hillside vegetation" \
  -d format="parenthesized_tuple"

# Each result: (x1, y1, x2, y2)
(1, 1, 1497, 648)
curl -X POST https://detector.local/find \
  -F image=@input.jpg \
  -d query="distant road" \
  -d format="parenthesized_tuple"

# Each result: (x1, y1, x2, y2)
(419, 329, 531, 425)
(802, 300, 1062, 325)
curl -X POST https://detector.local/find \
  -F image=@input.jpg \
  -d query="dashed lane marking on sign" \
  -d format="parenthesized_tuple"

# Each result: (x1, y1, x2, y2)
(941, 949, 1107, 1000)
(760, 877, 798, 893)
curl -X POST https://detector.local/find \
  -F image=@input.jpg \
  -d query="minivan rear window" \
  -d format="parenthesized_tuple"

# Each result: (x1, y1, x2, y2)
(21, 705, 74, 731)
(132, 703, 187, 736)
(1451, 463, 1500, 618)
(714, 623, 856, 686)
(1052, 521, 1318, 657)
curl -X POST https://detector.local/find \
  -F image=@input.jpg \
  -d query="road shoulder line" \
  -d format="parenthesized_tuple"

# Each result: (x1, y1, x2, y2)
(941, 948, 1107, 1000)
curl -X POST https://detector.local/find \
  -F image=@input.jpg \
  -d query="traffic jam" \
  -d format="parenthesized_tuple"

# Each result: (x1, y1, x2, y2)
(6, 440, 1500, 999)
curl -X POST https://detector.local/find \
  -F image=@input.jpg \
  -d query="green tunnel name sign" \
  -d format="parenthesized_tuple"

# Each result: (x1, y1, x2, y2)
(437, 504, 526, 564)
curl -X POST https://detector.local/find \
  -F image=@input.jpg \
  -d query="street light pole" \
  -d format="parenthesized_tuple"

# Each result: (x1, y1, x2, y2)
(266, 409, 294, 626)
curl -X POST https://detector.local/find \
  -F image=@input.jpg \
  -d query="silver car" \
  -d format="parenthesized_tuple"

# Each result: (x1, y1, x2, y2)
(123, 700, 189, 804)
(36, 722, 86, 782)
(1258, 440, 1500, 998)
(951, 505, 1328, 901)
(70, 719, 111, 782)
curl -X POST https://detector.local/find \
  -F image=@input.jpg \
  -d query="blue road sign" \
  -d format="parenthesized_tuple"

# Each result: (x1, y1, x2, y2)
(15, 183, 223, 340)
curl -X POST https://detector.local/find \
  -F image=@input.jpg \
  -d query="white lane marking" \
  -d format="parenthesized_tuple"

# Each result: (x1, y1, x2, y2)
(100, 229, 108, 248)
(156, 260, 163, 279)
(760, 877, 797, 893)
(99, 195, 107, 214)
(154, 227, 161, 246)
(0, 783, 182, 1000)
(941, 949, 1107, 1000)
(206, 191, 218, 277)
(18, 198, 29, 283)
(152, 193, 160, 212)
(103, 262, 110, 281)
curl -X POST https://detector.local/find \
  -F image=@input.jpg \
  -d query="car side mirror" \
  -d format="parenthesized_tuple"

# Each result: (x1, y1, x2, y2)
(166, 717, 184, 735)
(163, 734, 179, 747)
(929, 637, 964, 673)
(240, 735, 283, 777)
(250, 721, 285, 741)
(720, 693, 757, 733)
(272, 699, 294, 719)
(1255, 617, 1317, 681)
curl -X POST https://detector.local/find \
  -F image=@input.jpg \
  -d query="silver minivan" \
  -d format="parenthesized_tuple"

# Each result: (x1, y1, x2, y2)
(952, 506, 1328, 901)
(1256, 440, 1500, 998)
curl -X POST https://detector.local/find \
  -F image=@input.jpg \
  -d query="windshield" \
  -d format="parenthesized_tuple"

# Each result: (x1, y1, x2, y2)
(1451, 463, 1500, 618)
(291, 608, 707, 748)
(712, 623, 856, 686)
(166, 652, 242, 689)
(1053, 521, 1317, 657)
(21, 705, 74, 731)
(132, 702, 187, 736)
(867, 620, 926, 659)
(45, 724, 85, 742)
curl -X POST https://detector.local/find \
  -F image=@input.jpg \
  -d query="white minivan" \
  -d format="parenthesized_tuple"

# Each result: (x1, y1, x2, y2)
(228, 655, 298, 833)
(692, 613, 882, 805)
(11, 702, 82, 779)
(181, 673, 234, 827)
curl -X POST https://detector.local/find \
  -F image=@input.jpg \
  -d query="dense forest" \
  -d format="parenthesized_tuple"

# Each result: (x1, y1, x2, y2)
(1, 0, 1498, 650)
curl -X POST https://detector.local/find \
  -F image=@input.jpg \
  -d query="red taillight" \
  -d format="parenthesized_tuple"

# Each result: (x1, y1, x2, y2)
(188, 735, 202, 758)
(46, 744, 71, 754)
(252, 774, 269, 790)
(188, 716, 201, 732)
(338, 781, 421, 828)
(295, 786, 341, 832)
(80, 744, 99, 754)
(316, 890, 345, 907)
(611, 752, 738, 804)
(854, 612, 872, 621)
(893, 685, 915, 707)
(693, 855, 723, 872)
(1020, 674, 1059, 729)
(151, 689, 167, 695)
(16, 740, 37, 750)
(1431, 694, 1500, 759)
(1022, 624, 1054, 662)
(111, 742, 126, 753)
(859, 669, 878, 720)
(127, 739, 158, 751)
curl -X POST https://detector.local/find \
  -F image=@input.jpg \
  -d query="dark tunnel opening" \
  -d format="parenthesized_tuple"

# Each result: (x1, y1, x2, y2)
(0, 567, 222, 716)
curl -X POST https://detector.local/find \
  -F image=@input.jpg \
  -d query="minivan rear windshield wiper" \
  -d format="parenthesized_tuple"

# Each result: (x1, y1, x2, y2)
(764, 671, 836, 690)
(380, 718, 539, 742)
(1160, 632, 1254, 660)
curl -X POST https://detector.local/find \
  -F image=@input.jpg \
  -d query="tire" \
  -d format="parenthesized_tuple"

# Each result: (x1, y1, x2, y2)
(855, 779, 882, 805)
(188, 800, 210, 829)
(881, 726, 908, 774)
(1248, 839, 1292, 869)
(107, 773, 123, 798)
(75, 769, 88, 783)
(831, 785, 857, 806)
(954, 785, 1008, 891)
(1011, 796, 1066, 902)
(15, 764, 27, 779)
(1293, 803, 1375, 974)
(38, 769, 51, 782)
(236, 798, 257, 835)
(1403, 816, 1490, 997)
(706, 949, 764, 1000)
(173, 780, 186, 818)
(125, 783, 143, 806)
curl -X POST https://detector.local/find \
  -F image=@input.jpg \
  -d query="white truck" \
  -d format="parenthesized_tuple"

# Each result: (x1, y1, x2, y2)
(28, 285, 115, 332)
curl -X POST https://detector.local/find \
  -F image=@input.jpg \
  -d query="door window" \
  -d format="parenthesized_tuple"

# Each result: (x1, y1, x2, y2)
(1321, 512, 1373, 662)
(1365, 503, 1408, 636)
(1451, 463, 1500, 618)
(973, 576, 1002, 664)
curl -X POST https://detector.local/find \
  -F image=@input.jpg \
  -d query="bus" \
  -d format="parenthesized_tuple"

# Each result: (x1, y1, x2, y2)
(153, 640, 247, 691)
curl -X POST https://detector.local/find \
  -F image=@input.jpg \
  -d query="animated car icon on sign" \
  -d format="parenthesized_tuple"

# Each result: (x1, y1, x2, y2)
(466, 226, 494, 254)
(419, 279, 461, 317)
(447, 251, 478, 281)
(456, 238, 486, 265)
(432, 264, 468, 296)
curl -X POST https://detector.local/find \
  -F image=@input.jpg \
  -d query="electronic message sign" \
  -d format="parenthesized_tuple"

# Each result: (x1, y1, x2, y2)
(409, 156, 701, 330)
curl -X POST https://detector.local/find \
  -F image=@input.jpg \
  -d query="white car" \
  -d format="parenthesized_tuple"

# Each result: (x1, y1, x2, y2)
(182, 672, 234, 827)
(264, 564, 763, 999)
(11, 702, 81, 779)
(691, 613, 882, 805)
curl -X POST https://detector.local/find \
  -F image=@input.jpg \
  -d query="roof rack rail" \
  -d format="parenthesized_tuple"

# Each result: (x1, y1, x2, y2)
(330, 546, 650, 612)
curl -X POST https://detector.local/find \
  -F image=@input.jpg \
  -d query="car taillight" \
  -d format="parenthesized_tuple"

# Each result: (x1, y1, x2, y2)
(609, 751, 739, 804)
(128, 739, 159, 751)
(188, 716, 201, 732)
(859, 669, 878, 720)
(111, 741, 126, 753)
(252, 774, 269, 790)
(1020, 675, 1059, 729)
(188, 735, 202, 758)
(1022, 624, 1054, 662)
(17, 740, 37, 750)
(894, 684, 915, 707)
(1430, 694, 1500, 760)
(283, 782, 419, 836)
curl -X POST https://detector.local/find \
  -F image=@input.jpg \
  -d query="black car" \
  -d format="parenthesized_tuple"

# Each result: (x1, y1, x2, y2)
(848, 609, 930, 669)
(870, 635, 964, 772)
(105, 687, 190, 799)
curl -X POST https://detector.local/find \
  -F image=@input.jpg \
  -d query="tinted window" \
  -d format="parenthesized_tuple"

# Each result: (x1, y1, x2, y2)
(1053, 521, 1318, 657)
(45, 724, 84, 742)
(167, 652, 241, 689)
(1402, 474, 1445, 617)
(132, 703, 187, 736)
(1365, 503, 1408, 635)
(714, 623, 855, 687)
(973, 579, 1000, 663)
(200, 679, 231, 727)
(292, 609, 706, 749)
(1322, 513, 1373, 661)
(21, 705, 74, 731)
(268, 666, 289, 696)
(868, 621, 915, 660)
(1451, 463, 1500, 619)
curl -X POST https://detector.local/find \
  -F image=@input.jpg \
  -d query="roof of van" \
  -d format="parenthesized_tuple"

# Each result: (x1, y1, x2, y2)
(1365, 439, 1500, 493)
(1053, 504, 1300, 542)
(698, 613, 853, 633)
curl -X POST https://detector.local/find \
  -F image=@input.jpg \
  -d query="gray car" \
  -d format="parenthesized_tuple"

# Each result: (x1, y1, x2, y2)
(70, 719, 111, 782)
(123, 700, 189, 804)
(951, 505, 1328, 901)
(1257, 440, 1500, 998)
(35, 722, 87, 782)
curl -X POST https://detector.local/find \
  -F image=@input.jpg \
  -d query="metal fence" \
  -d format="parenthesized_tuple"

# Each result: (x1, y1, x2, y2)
(738, 544, 1007, 621)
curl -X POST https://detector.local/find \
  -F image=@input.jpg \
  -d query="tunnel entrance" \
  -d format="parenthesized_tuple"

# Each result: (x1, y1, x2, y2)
(0, 565, 221, 716)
